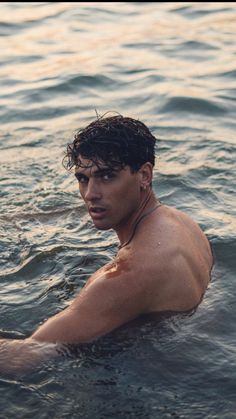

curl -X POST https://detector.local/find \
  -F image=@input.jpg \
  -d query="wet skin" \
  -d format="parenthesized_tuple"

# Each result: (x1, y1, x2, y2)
(0, 158, 213, 375)
(30, 159, 213, 344)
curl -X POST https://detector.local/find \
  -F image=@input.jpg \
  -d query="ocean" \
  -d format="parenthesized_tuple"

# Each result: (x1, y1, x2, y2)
(0, 2, 235, 418)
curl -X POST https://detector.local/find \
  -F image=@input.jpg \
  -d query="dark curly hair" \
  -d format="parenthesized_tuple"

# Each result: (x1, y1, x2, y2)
(64, 113, 157, 172)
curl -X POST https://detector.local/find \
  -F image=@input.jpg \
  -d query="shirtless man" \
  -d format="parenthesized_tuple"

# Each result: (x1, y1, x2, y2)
(0, 114, 213, 373)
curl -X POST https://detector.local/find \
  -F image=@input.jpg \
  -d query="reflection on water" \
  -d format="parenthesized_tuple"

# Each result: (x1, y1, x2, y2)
(0, 2, 236, 418)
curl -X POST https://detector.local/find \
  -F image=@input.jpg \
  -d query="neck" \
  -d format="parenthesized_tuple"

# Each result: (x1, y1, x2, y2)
(115, 189, 159, 248)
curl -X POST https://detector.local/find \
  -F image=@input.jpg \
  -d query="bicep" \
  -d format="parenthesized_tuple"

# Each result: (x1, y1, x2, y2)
(31, 278, 143, 344)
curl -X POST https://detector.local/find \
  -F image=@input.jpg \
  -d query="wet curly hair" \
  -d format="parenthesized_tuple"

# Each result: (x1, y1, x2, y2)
(64, 113, 157, 172)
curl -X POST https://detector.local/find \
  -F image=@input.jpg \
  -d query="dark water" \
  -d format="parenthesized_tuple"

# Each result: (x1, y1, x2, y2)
(0, 2, 236, 418)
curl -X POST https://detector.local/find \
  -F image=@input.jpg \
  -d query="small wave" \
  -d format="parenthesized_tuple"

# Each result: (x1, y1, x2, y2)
(43, 74, 117, 94)
(1, 105, 77, 124)
(216, 69, 236, 79)
(0, 206, 86, 223)
(0, 21, 24, 37)
(0, 247, 64, 282)
(170, 4, 233, 19)
(178, 40, 219, 51)
(160, 96, 227, 116)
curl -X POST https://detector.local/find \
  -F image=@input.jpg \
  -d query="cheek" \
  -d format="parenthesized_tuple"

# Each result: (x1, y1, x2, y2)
(78, 184, 86, 200)
(112, 180, 140, 208)
(78, 187, 84, 200)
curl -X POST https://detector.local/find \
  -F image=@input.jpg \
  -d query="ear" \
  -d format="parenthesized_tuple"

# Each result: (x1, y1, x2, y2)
(138, 162, 153, 190)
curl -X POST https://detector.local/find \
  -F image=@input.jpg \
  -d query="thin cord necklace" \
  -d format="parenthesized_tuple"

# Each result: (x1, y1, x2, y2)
(118, 201, 162, 250)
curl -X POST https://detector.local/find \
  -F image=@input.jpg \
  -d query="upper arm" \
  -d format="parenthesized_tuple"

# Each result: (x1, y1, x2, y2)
(31, 271, 146, 344)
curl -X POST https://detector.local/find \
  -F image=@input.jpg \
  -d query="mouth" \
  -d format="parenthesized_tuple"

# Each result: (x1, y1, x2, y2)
(89, 206, 107, 220)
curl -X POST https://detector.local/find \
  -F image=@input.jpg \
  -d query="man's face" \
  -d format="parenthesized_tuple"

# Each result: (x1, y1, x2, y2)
(75, 157, 142, 231)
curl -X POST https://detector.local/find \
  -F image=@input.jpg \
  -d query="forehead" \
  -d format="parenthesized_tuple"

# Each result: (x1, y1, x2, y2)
(75, 157, 107, 171)
(75, 157, 121, 175)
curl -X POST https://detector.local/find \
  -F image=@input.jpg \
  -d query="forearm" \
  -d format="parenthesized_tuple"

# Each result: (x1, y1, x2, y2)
(0, 337, 59, 377)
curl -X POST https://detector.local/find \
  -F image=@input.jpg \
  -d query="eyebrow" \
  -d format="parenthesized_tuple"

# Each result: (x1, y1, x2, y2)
(75, 167, 118, 177)
(94, 168, 116, 176)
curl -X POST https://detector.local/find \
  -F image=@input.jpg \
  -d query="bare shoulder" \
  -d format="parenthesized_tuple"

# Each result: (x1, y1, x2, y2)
(126, 204, 213, 312)
(134, 204, 212, 264)
(161, 205, 213, 263)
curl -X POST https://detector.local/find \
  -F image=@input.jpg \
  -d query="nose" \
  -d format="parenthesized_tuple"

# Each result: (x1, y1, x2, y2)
(84, 178, 102, 202)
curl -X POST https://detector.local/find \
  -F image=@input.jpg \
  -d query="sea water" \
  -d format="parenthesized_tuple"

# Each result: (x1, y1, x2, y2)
(0, 2, 236, 418)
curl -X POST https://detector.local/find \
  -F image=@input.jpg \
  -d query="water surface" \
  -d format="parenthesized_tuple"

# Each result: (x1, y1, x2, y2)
(0, 2, 236, 418)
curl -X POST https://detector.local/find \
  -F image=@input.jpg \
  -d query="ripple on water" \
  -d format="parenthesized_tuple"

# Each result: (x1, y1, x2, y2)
(160, 96, 227, 115)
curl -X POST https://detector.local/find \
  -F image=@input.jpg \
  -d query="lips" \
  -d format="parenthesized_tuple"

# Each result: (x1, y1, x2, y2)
(89, 206, 107, 219)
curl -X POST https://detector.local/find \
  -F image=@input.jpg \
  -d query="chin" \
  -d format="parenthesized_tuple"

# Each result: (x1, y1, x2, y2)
(92, 220, 112, 231)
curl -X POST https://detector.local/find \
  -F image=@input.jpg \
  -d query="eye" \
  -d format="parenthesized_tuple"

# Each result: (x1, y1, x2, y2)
(103, 173, 112, 180)
(100, 171, 115, 181)
(75, 173, 88, 184)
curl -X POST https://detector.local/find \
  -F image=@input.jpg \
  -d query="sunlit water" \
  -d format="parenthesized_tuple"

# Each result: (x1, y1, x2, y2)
(0, 2, 235, 418)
